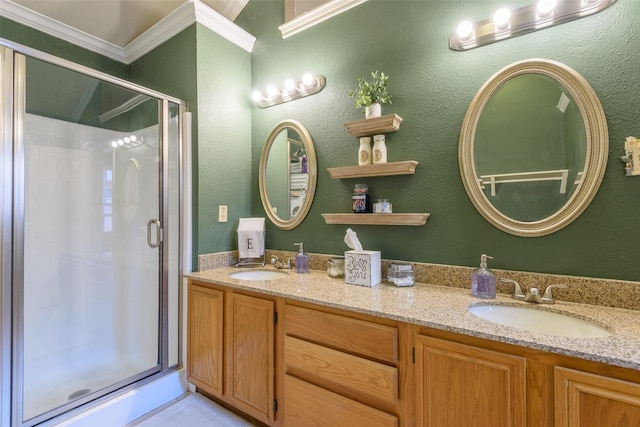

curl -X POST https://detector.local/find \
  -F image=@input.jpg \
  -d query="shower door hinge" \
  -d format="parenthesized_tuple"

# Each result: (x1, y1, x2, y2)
(273, 399, 278, 413)
(273, 311, 278, 325)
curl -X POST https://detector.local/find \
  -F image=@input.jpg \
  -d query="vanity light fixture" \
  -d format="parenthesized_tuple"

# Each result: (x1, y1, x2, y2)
(252, 73, 326, 108)
(449, 0, 617, 51)
(110, 135, 143, 149)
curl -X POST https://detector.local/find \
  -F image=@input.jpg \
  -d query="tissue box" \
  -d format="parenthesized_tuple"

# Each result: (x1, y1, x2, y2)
(344, 250, 381, 287)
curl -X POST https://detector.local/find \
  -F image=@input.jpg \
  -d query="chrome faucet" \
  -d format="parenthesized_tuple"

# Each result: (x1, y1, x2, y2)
(500, 278, 525, 301)
(501, 279, 567, 304)
(270, 255, 292, 269)
(524, 287, 544, 303)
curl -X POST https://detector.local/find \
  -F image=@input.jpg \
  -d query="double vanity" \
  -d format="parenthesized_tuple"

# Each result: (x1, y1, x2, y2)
(187, 55, 633, 427)
(185, 265, 640, 427)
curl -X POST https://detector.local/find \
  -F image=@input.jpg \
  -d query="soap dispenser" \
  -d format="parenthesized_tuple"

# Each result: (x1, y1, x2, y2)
(294, 242, 309, 274)
(471, 254, 496, 299)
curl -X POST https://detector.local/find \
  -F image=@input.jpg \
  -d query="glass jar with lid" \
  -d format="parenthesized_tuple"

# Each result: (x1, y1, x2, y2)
(387, 262, 415, 287)
(327, 257, 345, 278)
(352, 183, 371, 213)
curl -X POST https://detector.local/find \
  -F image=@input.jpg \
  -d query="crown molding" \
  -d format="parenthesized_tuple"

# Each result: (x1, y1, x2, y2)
(193, 1, 255, 53)
(0, 0, 127, 62)
(219, 0, 250, 22)
(124, 1, 196, 63)
(1, 0, 256, 65)
(278, 0, 368, 39)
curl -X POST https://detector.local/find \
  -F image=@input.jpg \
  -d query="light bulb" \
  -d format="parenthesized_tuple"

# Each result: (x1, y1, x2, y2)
(130, 135, 137, 142)
(284, 79, 296, 92)
(267, 85, 278, 98)
(537, 0, 557, 16)
(493, 8, 511, 29)
(111, 140, 118, 148)
(117, 139, 124, 146)
(124, 136, 131, 144)
(302, 73, 314, 86)
(252, 91, 263, 102)
(457, 20, 473, 39)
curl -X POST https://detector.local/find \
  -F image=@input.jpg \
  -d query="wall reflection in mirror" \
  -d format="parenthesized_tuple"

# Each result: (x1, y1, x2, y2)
(260, 120, 317, 230)
(474, 73, 586, 222)
(459, 59, 608, 237)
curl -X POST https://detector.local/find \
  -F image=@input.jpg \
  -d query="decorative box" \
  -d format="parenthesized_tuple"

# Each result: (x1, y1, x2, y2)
(344, 250, 381, 287)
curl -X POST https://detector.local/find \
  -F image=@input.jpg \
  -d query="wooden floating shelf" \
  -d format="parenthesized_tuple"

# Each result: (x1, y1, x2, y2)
(344, 114, 403, 137)
(327, 161, 418, 179)
(321, 213, 430, 226)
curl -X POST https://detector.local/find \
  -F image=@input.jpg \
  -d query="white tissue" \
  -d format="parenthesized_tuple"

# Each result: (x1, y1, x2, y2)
(344, 228, 363, 252)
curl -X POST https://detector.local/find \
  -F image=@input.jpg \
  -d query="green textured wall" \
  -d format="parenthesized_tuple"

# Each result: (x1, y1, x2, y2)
(193, 24, 252, 257)
(239, 0, 640, 282)
(128, 23, 252, 266)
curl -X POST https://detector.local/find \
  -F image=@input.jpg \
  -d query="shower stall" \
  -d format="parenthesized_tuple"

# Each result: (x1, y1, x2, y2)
(1, 43, 185, 426)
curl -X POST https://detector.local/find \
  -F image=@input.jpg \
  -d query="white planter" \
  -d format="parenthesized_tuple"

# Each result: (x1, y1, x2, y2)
(365, 103, 381, 119)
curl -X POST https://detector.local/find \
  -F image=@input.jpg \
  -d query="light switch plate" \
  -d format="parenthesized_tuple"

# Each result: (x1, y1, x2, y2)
(218, 205, 228, 222)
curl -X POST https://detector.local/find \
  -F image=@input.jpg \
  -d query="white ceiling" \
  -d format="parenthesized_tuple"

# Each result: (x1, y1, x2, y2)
(9, 0, 250, 48)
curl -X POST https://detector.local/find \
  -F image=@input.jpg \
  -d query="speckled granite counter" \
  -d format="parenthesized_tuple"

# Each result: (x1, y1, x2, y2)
(185, 267, 640, 371)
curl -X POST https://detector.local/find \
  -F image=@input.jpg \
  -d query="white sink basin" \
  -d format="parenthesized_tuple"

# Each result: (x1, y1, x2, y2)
(468, 305, 612, 338)
(229, 270, 289, 281)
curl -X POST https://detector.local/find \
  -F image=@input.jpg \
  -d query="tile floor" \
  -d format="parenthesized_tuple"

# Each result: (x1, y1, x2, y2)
(128, 393, 257, 427)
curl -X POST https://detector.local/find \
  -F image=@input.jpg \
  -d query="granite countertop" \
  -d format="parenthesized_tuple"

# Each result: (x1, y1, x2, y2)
(186, 267, 640, 371)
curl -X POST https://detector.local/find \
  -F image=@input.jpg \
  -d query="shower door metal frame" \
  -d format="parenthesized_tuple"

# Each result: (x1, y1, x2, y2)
(1, 45, 15, 427)
(0, 39, 187, 427)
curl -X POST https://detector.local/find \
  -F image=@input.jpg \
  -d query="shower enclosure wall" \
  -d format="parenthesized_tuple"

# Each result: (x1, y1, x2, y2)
(0, 43, 185, 426)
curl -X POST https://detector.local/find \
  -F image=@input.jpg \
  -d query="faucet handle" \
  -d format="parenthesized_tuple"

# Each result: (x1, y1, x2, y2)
(501, 278, 525, 301)
(270, 255, 279, 265)
(542, 284, 568, 303)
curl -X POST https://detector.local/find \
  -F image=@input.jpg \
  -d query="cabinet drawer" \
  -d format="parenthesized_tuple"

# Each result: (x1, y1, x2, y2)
(284, 374, 398, 427)
(284, 304, 397, 364)
(285, 336, 398, 406)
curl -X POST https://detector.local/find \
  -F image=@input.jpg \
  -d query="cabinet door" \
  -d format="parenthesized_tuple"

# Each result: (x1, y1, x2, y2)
(187, 284, 224, 397)
(226, 293, 275, 425)
(414, 335, 526, 427)
(555, 367, 640, 427)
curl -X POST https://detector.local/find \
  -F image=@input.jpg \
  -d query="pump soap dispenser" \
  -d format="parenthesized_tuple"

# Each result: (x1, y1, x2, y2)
(471, 254, 496, 299)
(294, 242, 309, 274)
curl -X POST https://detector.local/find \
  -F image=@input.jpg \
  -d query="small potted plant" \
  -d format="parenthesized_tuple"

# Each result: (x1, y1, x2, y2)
(349, 70, 392, 119)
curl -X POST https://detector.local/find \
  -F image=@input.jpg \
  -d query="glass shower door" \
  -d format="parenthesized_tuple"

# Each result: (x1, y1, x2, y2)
(16, 55, 162, 424)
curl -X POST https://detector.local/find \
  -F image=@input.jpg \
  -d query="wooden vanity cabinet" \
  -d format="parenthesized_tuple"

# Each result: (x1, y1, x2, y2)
(187, 284, 224, 397)
(225, 292, 276, 425)
(414, 335, 526, 427)
(282, 303, 411, 427)
(187, 281, 277, 426)
(555, 367, 640, 426)
(187, 278, 640, 427)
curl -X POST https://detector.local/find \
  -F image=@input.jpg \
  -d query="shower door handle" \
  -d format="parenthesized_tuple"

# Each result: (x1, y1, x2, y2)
(147, 219, 163, 248)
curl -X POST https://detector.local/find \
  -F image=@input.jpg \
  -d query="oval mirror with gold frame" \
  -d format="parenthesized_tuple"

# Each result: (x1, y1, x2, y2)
(459, 59, 608, 237)
(259, 120, 317, 230)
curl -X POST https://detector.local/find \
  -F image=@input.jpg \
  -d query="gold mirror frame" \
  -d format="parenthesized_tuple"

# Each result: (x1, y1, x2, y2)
(259, 119, 317, 230)
(459, 59, 608, 237)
